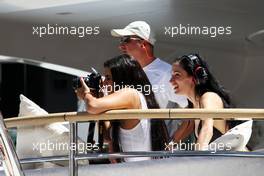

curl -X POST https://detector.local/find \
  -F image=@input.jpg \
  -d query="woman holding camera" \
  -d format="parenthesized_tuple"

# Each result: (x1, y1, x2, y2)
(76, 54, 168, 162)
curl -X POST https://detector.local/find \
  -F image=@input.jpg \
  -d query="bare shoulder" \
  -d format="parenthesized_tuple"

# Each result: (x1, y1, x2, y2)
(113, 87, 141, 108)
(200, 92, 223, 108)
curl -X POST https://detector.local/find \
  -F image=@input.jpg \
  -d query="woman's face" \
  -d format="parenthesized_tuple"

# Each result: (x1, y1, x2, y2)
(103, 67, 114, 94)
(170, 62, 194, 96)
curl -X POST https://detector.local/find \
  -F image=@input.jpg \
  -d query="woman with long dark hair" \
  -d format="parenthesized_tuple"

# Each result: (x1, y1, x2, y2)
(76, 54, 168, 162)
(170, 53, 237, 150)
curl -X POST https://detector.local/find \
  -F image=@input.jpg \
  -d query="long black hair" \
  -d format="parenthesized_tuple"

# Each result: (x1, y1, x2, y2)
(104, 54, 168, 154)
(174, 54, 233, 108)
(174, 54, 241, 128)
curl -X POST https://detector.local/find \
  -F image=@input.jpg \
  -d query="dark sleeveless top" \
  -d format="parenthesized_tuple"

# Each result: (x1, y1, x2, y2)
(196, 96, 245, 143)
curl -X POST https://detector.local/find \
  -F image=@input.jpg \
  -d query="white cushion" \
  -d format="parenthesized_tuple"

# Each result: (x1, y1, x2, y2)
(16, 94, 88, 169)
(210, 120, 253, 151)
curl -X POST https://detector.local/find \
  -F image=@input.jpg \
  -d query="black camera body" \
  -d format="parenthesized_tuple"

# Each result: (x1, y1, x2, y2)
(72, 68, 101, 90)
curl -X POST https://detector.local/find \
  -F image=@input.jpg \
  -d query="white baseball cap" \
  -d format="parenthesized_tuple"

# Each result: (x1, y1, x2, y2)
(111, 21, 156, 45)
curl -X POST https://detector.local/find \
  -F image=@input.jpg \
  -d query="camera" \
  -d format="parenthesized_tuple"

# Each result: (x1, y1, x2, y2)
(72, 67, 101, 90)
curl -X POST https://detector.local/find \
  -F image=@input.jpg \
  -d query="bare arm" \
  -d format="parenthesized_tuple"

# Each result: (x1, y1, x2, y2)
(83, 89, 140, 114)
(76, 78, 140, 113)
(75, 78, 141, 129)
(196, 92, 223, 150)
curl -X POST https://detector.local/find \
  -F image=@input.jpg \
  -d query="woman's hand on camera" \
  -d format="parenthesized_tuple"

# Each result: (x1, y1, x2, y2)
(75, 77, 91, 100)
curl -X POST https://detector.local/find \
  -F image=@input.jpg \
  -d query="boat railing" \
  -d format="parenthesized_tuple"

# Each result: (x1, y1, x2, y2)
(1, 108, 264, 176)
(0, 112, 25, 176)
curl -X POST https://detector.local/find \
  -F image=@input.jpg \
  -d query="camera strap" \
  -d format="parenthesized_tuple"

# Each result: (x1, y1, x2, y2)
(86, 90, 104, 151)
(87, 121, 96, 144)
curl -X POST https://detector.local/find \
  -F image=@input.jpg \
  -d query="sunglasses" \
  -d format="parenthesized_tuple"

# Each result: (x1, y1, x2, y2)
(120, 36, 143, 44)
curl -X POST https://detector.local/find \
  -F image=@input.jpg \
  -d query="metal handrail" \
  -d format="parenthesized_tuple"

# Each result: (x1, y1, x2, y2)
(4, 108, 264, 128)
(69, 122, 78, 176)
(0, 113, 25, 176)
(17, 150, 264, 165)
(1, 109, 263, 176)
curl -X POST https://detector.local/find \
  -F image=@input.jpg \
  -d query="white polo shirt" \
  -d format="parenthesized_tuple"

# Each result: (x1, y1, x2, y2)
(143, 58, 188, 108)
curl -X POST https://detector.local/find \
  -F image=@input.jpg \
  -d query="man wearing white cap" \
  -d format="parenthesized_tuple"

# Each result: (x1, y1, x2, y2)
(111, 21, 189, 139)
